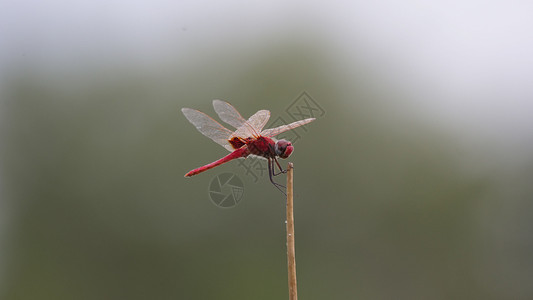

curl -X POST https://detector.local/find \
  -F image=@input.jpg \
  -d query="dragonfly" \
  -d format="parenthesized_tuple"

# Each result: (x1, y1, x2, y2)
(182, 100, 315, 193)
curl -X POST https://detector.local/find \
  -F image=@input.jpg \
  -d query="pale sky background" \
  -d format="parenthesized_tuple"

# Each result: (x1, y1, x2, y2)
(1, 0, 533, 155)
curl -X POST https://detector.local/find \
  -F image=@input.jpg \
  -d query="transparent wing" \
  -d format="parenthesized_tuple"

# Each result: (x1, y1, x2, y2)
(247, 110, 270, 132)
(181, 108, 235, 151)
(261, 118, 316, 137)
(231, 110, 270, 139)
(212, 99, 247, 129)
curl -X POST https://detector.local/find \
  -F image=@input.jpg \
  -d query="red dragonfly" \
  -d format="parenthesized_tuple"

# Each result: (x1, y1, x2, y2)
(182, 100, 315, 192)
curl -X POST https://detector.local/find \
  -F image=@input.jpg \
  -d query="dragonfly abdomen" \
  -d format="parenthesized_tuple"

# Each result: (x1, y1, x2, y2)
(184, 147, 249, 177)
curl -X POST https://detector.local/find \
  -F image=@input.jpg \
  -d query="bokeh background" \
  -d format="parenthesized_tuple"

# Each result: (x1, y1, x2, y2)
(2, 1, 533, 299)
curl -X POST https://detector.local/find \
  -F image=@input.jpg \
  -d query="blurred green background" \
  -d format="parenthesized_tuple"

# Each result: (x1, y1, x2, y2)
(2, 1, 533, 299)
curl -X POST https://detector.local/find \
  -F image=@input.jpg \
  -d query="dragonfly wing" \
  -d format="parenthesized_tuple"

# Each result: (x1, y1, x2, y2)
(261, 118, 316, 137)
(231, 110, 270, 139)
(181, 108, 235, 151)
(212, 99, 247, 129)
(246, 110, 270, 132)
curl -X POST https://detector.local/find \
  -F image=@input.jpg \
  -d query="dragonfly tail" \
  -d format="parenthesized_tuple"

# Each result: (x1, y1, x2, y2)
(184, 147, 248, 177)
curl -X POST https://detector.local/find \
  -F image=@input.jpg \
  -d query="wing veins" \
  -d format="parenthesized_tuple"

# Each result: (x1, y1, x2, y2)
(261, 118, 316, 137)
(181, 108, 234, 151)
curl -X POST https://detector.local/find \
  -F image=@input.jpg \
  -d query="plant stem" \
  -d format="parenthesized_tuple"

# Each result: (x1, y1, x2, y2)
(286, 162, 298, 300)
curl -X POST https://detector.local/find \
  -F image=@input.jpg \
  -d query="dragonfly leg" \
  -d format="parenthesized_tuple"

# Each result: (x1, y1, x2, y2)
(268, 158, 286, 195)
(272, 157, 287, 176)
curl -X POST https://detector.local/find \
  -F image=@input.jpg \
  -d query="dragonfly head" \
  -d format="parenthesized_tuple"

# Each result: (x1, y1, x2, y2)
(275, 139, 293, 159)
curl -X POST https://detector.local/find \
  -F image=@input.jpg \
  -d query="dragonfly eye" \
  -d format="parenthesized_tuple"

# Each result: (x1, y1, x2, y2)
(275, 139, 293, 158)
